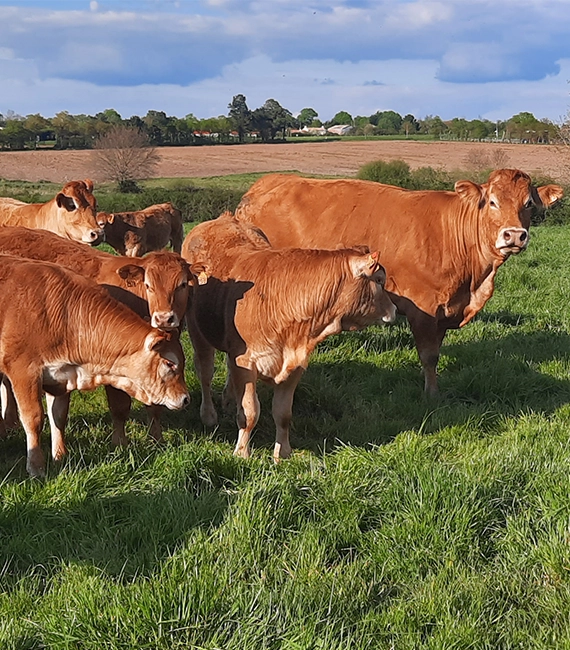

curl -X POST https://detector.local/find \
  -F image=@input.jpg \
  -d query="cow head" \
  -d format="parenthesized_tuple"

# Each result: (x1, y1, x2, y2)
(455, 169, 564, 259)
(55, 179, 105, 245)
(125, 328, 189, 409)
(117, 251, 191, 330)
(343, 250, 397, 329)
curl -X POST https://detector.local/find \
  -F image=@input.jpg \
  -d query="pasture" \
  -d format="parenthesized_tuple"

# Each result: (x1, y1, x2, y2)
(2, 178, 570, 648)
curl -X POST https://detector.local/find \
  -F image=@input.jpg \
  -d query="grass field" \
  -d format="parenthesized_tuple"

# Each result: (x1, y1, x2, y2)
(3, 197, 570, 647)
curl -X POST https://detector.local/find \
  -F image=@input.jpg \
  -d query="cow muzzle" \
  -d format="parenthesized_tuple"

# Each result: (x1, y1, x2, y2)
(382, 302, 398, 324)
(496, 227, 529, 255)
(83, 228, 105, 244)
(164, 393, 190, 410)
(151, 311, 180, 329)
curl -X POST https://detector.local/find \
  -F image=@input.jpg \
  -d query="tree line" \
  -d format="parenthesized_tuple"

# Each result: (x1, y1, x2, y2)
(0, 94, 560, 150)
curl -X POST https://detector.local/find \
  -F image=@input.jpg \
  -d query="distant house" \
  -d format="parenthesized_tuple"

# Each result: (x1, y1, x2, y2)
(290, 126, 328, 136)
(326, 124, 354, 136)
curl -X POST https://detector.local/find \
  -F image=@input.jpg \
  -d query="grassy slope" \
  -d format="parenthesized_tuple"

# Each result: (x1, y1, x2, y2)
(2, 220, 570, 647)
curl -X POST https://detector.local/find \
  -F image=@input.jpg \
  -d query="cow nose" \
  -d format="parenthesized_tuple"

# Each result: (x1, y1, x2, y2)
(151, 311, 179, 329)
(497, 227, 529, 252)
(503, 228, 528, 247)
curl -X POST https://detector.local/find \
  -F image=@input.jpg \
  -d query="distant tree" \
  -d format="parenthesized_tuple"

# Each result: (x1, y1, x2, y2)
(262, 99, 294, 139)
(95, 108, 123, 125)
(507, 112, 541, 142)
(24, 113, 53, 146)
(0, 119, 32, 150)
(297, 107, 319, 128)
(419, 115, 447, 138)
(228, 94, 252, 142)
(251, 99, 294, 141)
(328, 110, 353, 126)
(401, 114, 419, 137)
(91, 125, 161, 192)
(369, 110, 402, 134)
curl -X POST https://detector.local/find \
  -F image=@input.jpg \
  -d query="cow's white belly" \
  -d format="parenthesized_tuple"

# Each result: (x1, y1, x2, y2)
(43, 364, 97, 392)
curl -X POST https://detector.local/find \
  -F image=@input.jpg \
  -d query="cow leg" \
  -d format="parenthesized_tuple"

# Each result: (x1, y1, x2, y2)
(10, 376, 45, 477)
(272, 367, 304, 461)
(1, 376, 19, 429)
(408, 315, 447, 397)
(222, 355, 235, 413)
(105, 385, 132, 447)
(231, 363, 259, 459)
(188, 317, 218, 427)
(145, 404, 164, 443)
(45, 393, 70, 461)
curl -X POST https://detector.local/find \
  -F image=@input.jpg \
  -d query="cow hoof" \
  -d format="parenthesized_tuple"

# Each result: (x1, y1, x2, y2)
(26, 461, 46, 479)
(233, 445, 251, 459)
(200, 406, 218, 428)
(52, 445, 68, 462)
(273, 443, 292, 462)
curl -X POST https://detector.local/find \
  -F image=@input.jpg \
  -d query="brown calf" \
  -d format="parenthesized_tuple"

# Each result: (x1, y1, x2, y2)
(0, 226, 191, 443)
(0, 255, 189, 477)
(182, 213, 396, 461)
(0, 180, 105, 244)
(99, 202, 184, 256)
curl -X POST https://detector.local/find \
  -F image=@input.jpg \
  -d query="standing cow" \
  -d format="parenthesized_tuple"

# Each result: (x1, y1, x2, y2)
(0, 180, 105, 244)
(98, 202, 184, 256)
(0, 255, 189, 477)
(182, 212, 396, 461)
(0, 226, 192, 445)
(235, 170, 564, 395)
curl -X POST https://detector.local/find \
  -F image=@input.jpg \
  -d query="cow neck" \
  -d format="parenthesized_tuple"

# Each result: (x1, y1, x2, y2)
(451, 197, 501, 287)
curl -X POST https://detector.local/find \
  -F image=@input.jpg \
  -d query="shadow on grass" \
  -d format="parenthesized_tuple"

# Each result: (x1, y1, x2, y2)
(0, 443, 243, 584)
(215, 325, 570, 456)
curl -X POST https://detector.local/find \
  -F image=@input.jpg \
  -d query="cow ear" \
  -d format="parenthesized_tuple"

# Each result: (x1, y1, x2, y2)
(189, 262, 209, 285)
(117, 264, 145, 287)
(56, 193, 77, 212)
(96, 212, 111, 225)
(455, 180, 483, 205)
(350, 251, 382, 277)
(145, 330, 167, 352)
(83, 179, 94, 193)
(536, 184, 564, 209)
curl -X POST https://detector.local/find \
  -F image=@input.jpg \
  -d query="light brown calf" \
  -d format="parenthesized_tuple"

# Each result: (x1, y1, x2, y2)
(0, 180, 105, 244)
(0, 226, 191, 443)
(183, 213, 396, 461)
(0, 255, 189, 477)
(99, 202, 184, 256)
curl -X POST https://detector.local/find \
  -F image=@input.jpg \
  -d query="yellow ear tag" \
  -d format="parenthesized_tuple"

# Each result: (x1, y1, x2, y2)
(197, 271, 208, 285)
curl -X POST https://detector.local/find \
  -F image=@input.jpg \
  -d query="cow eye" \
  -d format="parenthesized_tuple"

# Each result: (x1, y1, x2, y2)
(489, 199, 497, 208)
(524, 199, 533, 209)
(164, 359, 177, 371)
(144, 282, 153, 292)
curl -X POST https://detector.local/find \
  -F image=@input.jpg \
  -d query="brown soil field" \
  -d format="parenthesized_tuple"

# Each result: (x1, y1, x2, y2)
(0, 140, 565, 183)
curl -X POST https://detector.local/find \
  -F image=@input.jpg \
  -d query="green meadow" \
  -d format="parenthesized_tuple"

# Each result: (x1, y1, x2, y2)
(3, 174, 570, 648)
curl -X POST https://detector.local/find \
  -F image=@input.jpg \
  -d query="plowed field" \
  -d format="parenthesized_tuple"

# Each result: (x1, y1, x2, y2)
(0, 139, 564, 183)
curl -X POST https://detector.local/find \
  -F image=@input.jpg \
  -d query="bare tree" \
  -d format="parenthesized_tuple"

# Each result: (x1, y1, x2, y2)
(463, 147, 490, 172)
(490, 147, 510, 168)
(92, 125, 161, 192)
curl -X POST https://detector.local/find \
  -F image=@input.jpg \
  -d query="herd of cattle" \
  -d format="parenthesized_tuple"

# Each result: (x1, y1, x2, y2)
(0, 170, 563, 476)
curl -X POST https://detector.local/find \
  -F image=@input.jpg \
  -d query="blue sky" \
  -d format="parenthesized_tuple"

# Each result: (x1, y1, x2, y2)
(1, 0, 570, 123)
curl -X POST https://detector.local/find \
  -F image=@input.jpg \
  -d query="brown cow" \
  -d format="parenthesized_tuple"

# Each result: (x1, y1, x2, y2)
(99, 202, 184, 256)
(0, 180, 105, 244)
(235, 170, 564, 395)
(0, 226, 191, 443)
(182, 212, 396, 461)
(0, 255, 189, 477)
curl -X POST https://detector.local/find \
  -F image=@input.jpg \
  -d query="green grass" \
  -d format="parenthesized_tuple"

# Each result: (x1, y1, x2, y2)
(5, 212, 570, 647)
